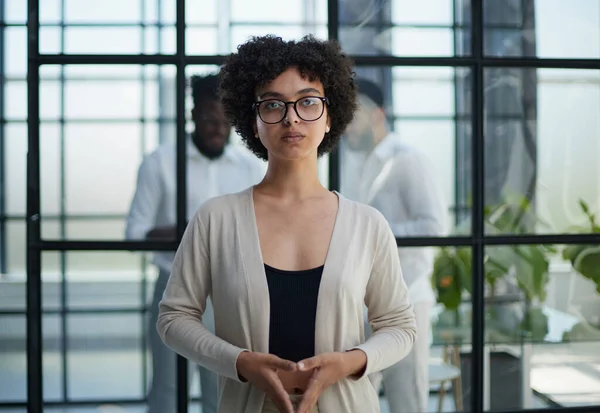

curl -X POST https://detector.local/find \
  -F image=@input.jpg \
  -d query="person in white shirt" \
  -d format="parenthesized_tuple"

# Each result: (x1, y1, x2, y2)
(125, 73, 266, 413)
(341, 78, 447, 413)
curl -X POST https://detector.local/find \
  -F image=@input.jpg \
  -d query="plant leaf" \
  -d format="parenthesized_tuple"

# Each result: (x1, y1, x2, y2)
(514, 245, 550, 301)
(579, 199, 590, 214)
(573, 245, 600, 292)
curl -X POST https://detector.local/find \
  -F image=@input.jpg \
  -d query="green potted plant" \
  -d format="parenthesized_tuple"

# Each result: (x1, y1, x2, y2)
(562, 200, 600, 294)
(431, 194, 556, 411)
(561, 200, 600, 340)
(432, 193, 554, 340)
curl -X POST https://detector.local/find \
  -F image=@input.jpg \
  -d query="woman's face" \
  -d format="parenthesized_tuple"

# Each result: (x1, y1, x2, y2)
(253, 67, 330, 161)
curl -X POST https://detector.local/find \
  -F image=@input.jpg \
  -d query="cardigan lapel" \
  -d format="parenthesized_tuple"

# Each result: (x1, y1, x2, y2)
(238, 187, 271, 354)
(314, 192, 347, 354)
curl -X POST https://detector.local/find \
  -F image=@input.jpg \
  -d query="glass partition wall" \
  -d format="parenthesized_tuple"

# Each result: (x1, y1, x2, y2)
(1, 0, 599, 412)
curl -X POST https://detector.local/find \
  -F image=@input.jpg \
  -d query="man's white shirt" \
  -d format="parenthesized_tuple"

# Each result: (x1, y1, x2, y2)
(126, 136, 266, 272)
(341, 133, 448, 304)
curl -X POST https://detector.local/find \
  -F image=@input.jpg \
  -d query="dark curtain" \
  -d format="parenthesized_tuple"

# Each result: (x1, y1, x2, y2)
(456, 0, 538, 225)
(339, 0, 393, 112)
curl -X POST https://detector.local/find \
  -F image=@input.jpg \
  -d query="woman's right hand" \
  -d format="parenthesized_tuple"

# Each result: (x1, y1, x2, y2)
(236, 351, 297, 413)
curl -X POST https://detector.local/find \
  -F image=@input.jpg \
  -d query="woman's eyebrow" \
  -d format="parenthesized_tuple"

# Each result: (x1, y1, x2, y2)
(257, 87, 323, 100)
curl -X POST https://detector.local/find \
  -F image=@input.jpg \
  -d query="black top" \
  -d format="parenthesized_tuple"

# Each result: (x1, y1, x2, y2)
(265, 264, 324, 363)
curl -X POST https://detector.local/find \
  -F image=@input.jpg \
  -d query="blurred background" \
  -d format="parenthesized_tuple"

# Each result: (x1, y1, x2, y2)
(0, 0, 599, 412)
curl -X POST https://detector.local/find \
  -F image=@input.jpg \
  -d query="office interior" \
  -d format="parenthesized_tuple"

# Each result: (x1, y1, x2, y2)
(1, 0, 599, 412)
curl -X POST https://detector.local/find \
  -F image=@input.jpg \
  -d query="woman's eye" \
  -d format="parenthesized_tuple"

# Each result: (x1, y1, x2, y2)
(301, 98, 318, 106)
(265, 101, 284, 110)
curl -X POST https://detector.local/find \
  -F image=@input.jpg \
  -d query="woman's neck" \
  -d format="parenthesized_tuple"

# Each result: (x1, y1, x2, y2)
(256, 156, 327, 201)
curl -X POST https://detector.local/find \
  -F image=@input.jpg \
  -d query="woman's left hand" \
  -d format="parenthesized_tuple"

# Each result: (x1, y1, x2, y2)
(294, 350, 367, 413)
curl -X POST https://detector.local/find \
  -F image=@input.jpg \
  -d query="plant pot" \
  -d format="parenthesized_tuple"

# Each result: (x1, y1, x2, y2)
(458, 350, 522, 411)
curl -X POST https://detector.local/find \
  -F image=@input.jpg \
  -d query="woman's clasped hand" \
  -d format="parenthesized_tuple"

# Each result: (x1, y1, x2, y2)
(237, 350, 367, 413)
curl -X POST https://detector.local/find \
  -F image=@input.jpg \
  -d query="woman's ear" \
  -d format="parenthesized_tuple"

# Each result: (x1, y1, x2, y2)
(252, 123, 258, 138)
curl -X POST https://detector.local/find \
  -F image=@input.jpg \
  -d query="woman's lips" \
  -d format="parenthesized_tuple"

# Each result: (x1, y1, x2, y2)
(282, 134, 304, 142)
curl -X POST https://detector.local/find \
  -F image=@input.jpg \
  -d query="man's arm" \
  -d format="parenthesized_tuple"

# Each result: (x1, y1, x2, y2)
(389, 150, 447, 238)
(125, 155, 173, 240)
(145, 226, 177, 240)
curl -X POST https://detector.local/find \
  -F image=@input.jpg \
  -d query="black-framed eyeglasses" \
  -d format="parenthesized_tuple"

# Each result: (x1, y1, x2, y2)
(252, 96, 329, 124)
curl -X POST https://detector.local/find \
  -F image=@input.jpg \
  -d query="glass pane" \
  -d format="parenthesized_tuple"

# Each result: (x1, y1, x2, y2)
(4, 81, 26, 120)
(483, 68, 600, 235)
(0, 315, 62, 403)
(66, 313, 145, 400)
(38, 251, 150, 402)
(185, 28, 219, 55)
(392, 67, 458, 117)
(0, 316, 26, 403)
(144, 25, 177, 55)
(3, 79, 64, 121)
(37, 65, 176, 240)
(39, 0, 61, 24)
(339, 0, 470, 57)
(230, 0, 303, 22)
(40, 251, 158, 406)
(64, 27, 142, 55)
(5, 122, 62, 216)
(157, 0, 176, 25)
(5, 122, 27, 215)
(429, 246, 474, 412)
(2, 221, 60, 310)
(229, 26, 318, 53)
(185, 0, 217, 24)
(390, 28, 455, 57)
(5, 0, 27, 23)
(4, 27, 27, 78)
(185, 0, 327, 55)
(63, 0, 141, 22)
(38, 253, 151, 402)
(38, 26, 63, 55)
(42, 315, 64, 401)
(63, 64, 145, 79)
(61, 250, 152, 310)
(484, 0, 600, 59)
(0, 224, 27, 403)
(340, 67, 471, 236)
(484, 243, 600, 410)
(392, 0, 454, 24)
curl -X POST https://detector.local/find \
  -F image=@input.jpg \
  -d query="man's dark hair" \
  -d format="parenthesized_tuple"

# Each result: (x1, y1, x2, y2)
(219, 34, 358, 161)
(354, 78, 385, 108)
(190, 73, 220, 107)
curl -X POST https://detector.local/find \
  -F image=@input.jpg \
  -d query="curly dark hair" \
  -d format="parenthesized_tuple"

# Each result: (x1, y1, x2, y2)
(219, 34, 358, 160)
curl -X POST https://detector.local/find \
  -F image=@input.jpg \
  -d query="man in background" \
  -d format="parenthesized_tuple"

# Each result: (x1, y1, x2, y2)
(125, 73, 265, 413)
(342, 78, 447, 413)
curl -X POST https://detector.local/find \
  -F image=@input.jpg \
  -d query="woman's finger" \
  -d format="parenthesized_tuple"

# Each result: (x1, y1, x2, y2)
(265, 372, 294, 413)
(265, 354, 297, 372)
(295, 375, 322, 413)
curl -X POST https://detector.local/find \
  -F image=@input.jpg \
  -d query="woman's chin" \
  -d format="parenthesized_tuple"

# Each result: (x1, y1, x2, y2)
(269, 148, 319, 162)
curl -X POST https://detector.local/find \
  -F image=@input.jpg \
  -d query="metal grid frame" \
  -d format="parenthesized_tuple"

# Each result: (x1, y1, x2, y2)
(0, 0, 598, 412)
(0, 1, 5, 274)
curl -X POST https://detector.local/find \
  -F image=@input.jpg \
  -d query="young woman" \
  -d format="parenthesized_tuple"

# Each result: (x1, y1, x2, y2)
(157, 35, 417, 413)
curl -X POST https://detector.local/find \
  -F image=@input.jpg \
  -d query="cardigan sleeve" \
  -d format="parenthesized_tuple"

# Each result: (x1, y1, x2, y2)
(350, 215, 417, 378)
(156, 208, 248, 382)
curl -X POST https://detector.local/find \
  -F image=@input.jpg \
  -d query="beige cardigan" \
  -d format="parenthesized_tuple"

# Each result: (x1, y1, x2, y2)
(157, 187, 417, 413)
